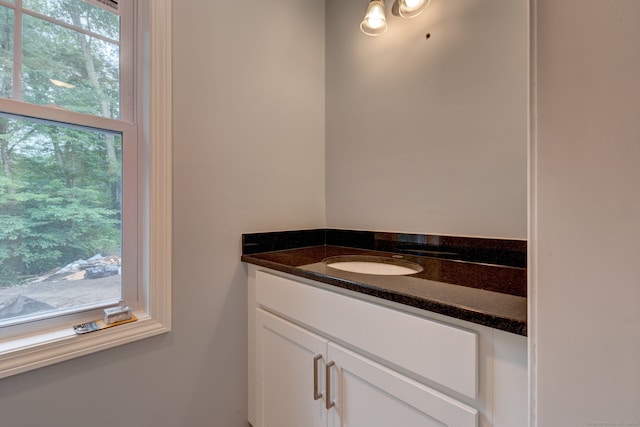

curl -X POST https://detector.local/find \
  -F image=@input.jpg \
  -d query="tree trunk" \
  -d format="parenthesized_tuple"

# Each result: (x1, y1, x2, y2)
(0, 129, 11, 179)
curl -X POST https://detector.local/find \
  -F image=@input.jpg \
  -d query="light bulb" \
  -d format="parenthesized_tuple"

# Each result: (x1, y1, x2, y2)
(360, 0, 388, 36)
(398, 0, 430, 18)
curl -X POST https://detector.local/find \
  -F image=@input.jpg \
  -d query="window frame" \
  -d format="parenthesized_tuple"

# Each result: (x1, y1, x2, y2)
(0, 0, 172, 379)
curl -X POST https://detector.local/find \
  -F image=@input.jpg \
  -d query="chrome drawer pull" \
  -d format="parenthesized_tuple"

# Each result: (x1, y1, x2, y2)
(325, 361, 336, 409)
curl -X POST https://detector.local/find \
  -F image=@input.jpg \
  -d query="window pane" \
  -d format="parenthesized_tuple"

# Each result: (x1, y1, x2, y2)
(0, 6, 13, 99)
(23, 0, 119, 40)
(21, 11, 120, 118)
(0, 115, 122, 324)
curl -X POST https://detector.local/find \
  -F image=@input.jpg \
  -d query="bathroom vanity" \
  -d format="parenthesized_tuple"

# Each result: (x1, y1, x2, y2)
(243, 229, 527, 427)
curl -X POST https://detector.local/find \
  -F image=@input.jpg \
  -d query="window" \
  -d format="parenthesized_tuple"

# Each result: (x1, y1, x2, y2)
(0, 0, 136, 328)
(0, 0, 171, 378)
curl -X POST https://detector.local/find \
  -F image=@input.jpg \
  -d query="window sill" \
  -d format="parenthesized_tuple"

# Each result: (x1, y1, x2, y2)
(0, 311, 169, 379)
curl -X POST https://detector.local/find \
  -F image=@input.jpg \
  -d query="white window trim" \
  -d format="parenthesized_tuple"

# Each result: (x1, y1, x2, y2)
(0, 0, 172, 379)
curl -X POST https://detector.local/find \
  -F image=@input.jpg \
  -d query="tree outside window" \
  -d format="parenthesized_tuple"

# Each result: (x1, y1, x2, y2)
(0, 0, 126, 322)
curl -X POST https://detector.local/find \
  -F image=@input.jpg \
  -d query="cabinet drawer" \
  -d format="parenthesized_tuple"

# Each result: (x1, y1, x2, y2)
(256, 270, 478, 399)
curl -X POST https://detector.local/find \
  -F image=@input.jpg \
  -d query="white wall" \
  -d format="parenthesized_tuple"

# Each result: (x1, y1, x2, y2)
(532, 0, 640, 425)
(325, 0, 528, 239)
(0, 1, 325, 426)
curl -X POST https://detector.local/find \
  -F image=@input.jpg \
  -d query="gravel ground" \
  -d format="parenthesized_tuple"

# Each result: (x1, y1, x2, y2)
(0, 276, 121, 319)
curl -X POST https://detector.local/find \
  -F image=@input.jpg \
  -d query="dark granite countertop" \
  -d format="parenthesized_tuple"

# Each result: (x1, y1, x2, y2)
(242, 229, 527, 336)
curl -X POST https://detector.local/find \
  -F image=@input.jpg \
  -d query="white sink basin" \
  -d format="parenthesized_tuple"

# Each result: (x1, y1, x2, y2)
(323, 255, 423, 276)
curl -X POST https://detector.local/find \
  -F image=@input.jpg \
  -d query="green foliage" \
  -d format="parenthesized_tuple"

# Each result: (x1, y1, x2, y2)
(20, 1, 120, 117)
(0, 124, 122, 286)
(0, 3, 122, 287)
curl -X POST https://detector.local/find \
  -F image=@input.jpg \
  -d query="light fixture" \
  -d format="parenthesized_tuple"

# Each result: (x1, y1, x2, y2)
(360, 0, 388, 36)
(360, 0, 431, 36)
(397, 0, 430, 19)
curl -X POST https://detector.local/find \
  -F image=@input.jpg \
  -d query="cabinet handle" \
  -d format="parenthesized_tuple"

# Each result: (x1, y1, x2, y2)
(325, 361, 335, 410)
(313, 355, 323, 401)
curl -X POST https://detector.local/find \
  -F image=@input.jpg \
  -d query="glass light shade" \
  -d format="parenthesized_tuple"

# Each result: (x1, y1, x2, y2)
(398, 0, 430, 18)
(360, 0, 388, 36)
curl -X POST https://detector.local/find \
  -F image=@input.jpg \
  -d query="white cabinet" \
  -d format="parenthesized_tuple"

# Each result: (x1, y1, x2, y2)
(326, 342, 478, 427)
(256, 308, 477, 427)
(256, 309, 327, 427)
(248, 267, 527, 427)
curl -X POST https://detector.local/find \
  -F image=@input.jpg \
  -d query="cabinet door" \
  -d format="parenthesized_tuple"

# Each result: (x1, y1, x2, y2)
(255, 309, 328, 427)
(326, 343, 478, 427)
